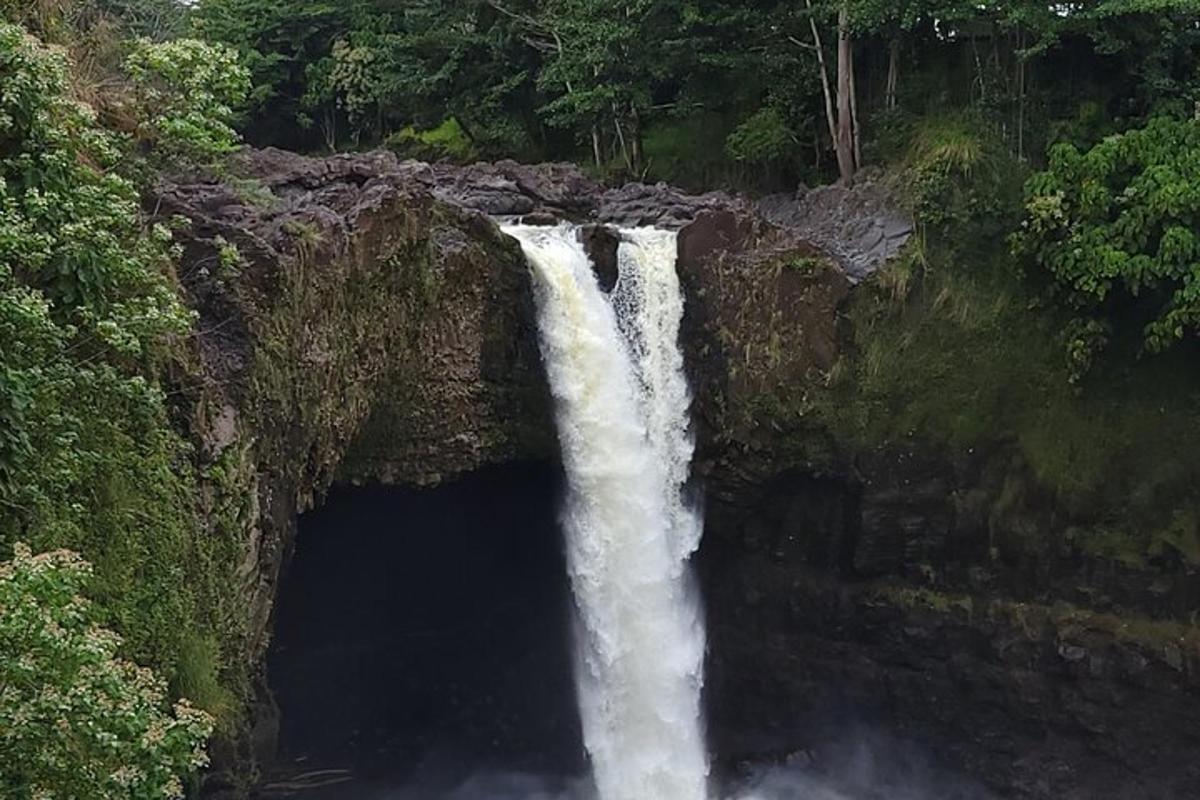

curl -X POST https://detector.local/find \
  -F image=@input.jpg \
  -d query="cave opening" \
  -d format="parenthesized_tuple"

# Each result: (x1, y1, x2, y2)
(262, 461, 584, 798)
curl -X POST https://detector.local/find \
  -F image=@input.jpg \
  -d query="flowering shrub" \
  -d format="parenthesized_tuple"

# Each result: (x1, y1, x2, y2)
(0, 544, 214, 799)
(125, 37, 250, 164)
(0, 22, 219, 703)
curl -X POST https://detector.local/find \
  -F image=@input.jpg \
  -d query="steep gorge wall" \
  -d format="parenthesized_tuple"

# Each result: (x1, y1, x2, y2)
(676, 208, 1200, 798)
(163, 150, 1200, 798)
(159, 150, 554, 792)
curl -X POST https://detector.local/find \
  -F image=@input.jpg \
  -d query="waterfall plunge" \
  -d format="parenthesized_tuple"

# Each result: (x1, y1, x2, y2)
(503, 224, 709, 800)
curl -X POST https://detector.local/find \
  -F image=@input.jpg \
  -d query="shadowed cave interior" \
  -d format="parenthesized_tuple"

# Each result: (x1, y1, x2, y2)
(263, 461, 585, 797)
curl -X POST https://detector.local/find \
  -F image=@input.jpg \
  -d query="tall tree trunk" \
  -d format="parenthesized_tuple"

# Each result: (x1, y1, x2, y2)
(630, 103, 644, 174)
(848, 27, 861, 170)
(565, 70, 601, 169)
(1016, 26, 1026, 161)
(612, 108, 633, 172)
(886, 36, 900, 110)
(591, 124, 603, 170)
(972, 33, 987, 103)
(805, 0, 838, 154)
(322, 108, 337, 153)
(835, 3, 857, 183)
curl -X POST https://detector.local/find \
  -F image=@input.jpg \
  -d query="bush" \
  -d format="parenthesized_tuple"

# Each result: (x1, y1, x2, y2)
(0, 544, 213, 799)
(906, 113, 1018, 232)
(725, 107, 795, 165)
(0, 22, 225, 705)
(1012, 116, 1200, 356)
(386, 117, 476, 163)
(125, 36, 250, 164)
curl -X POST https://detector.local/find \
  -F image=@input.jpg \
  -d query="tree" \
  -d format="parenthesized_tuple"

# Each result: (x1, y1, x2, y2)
(0, 544, 214, 799)
(794, 0, 859, 182)
(191, 0, 362, 147)
(376, 0, 546, 157)
(1012, 116, 1200, 361)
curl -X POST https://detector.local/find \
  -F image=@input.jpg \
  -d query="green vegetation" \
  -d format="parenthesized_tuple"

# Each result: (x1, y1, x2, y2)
(0, 0, 1198, 794)
(0, 544, 214, 799)
(832, 232, 1200, 517)
(184, 0, 1197, 185)
(0, 22, 197, 662)
(804, 123, 1200, 567)
(387, 117, 477, 162)
(1013, 116, 1200, 360)
(126, 36, 250, 163)
(0, 16, 251, 794)
(873, 581, 1200, 658)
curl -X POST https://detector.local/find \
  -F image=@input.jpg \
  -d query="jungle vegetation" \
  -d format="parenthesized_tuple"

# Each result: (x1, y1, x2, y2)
(0, 1, 1197, 797)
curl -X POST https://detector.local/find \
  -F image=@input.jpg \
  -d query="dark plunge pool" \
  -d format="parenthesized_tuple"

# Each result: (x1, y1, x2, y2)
(261, 462, 584, 798)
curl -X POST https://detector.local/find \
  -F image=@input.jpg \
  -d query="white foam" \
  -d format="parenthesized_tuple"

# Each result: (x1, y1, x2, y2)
(503, 224, 709, 800)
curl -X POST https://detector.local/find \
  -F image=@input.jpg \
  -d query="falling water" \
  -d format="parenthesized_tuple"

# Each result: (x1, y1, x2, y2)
(502, 224, 709, 800)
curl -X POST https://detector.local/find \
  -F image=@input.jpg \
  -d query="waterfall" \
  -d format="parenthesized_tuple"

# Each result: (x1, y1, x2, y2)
(502, 224, 709, 800)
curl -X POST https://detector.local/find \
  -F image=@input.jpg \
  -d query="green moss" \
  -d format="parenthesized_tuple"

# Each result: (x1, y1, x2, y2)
(798, 210, 1200, 567)
(780, 255, 830, 277)
(872, 584, 976, 618)
(173, 633, 236, 731)
(874, 583, 1200, 659)
(1152, 508, 1200, 567)
(386, 117, 476, 162)
(1073, 526, 1148, 570)
(225, 176, 279, 209)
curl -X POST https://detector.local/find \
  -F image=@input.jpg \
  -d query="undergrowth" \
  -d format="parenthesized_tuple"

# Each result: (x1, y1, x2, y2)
(814, 169, 1200, 566)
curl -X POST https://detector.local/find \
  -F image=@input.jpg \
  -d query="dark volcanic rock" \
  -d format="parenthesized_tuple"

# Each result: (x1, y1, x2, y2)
(520, 211, 560, 226)
(703, 548, 1200, 800)
(158, 147, 558, 796)
(599, 181, 753, 229)
(759, 173, 913, 282)
(581, 224, 620, 292)
(162, 146, 1200, 800)
(414, 159, 603, 219)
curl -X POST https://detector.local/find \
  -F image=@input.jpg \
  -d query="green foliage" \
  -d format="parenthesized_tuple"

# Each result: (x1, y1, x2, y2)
(639, 113, 739, 190)
(1, 0, 189, 41)
(1013, 117, 1200, 356)
(0, 544, 214, 799)
(125, 36, 250, 164)
(386, 117, 477, 163)
(189, 0, 333, 102)
(182, 0, 1200, 183)
(725, 107, 796, 165)
(905, 113, 1023, 233)
(0, 23, 238, 736)
(822, 224, 1200, 562)
(192, 0, 541, 153)
(1047, 101, 1120, 153)
(324, 36, 381, 133)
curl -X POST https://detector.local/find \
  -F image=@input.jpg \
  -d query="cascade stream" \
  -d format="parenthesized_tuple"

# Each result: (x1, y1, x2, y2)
(502, 224, 710, 800)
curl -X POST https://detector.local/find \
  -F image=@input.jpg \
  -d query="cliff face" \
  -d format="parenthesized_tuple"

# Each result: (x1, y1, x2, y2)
(159, 149, 555, 792)
(163, 150, 1200, 798)
(690, 360, 1200, 796)
(675, 198, 1200, 797)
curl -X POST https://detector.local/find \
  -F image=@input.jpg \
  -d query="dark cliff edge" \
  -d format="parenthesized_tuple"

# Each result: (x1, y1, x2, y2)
(674, 206, 1200, 799)
(159, 148, 1199, 798)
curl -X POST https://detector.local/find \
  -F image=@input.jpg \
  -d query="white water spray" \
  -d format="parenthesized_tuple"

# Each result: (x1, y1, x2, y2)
(503, 224, 709, 800)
